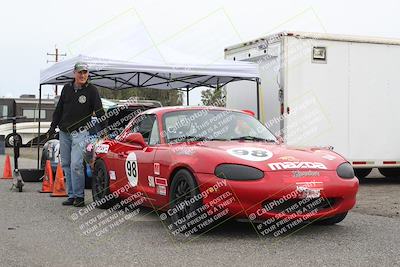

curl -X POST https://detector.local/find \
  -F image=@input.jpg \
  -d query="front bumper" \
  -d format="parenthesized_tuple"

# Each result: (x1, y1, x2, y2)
(195, 171, 359, 221)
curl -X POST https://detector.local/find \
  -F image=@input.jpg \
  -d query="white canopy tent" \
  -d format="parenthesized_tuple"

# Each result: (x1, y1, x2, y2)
(37, 55, 261, 167)
(40, 55, 259, 90)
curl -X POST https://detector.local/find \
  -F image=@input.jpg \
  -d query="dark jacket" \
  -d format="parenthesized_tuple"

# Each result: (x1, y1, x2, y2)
(50, 81, 106, 133)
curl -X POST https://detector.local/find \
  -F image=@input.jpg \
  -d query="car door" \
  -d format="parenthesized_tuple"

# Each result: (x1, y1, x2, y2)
(113, 114, 160, 201)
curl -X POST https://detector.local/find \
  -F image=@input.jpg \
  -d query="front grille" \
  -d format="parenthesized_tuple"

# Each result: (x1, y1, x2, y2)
(263, 197, 337, 214)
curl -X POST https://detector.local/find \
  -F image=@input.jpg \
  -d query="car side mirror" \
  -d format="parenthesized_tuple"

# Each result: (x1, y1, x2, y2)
(122, 133, 147, 147)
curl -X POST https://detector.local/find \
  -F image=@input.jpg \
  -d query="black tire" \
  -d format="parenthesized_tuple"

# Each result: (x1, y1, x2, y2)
(169, 169, 203, 231)
(92, 160, 116, 209)
(354, 168, 372, 179)
(316, 212, 348, 225)
(378, 168, 400, 178)
(5, 133, 22, 147)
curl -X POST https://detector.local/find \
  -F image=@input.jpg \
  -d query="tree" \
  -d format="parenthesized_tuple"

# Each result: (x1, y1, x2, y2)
(201, 87, 226, 107)
(97, 87, 183, 106)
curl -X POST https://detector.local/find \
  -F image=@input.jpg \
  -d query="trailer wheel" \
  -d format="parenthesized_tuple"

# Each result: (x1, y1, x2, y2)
(354, 168, 372, 179)
(378, 168, 400, 178)
(5, 133, 22, 147)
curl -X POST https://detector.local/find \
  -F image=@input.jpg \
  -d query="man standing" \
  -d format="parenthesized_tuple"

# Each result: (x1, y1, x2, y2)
(48, 62, 106, 207)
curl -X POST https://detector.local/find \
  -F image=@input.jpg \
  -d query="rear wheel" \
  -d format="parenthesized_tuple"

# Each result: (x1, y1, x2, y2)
(316, 212, 348, 225)
(354, 168, 372, 179)
(378, 168, 400, 178)
(92, 160, 116, 209)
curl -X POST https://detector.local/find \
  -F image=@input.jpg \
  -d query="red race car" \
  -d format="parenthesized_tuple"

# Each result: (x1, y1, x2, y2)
(91, 106, 358, 233)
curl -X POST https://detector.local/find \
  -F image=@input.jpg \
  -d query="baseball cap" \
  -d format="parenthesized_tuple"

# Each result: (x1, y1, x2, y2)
(74, 62, 89, 72)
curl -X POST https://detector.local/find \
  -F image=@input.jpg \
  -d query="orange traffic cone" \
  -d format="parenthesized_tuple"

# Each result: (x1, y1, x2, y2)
(39, 160, 54, 193)
(1, 155, 13, 179)
(51, 163, 68, 197)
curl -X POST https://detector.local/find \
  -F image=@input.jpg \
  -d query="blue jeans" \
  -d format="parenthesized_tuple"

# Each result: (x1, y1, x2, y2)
(59, 130, 89, 199)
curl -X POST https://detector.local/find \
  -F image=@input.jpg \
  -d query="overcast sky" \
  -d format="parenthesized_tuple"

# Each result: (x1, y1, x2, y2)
(0, 0, 398, 104)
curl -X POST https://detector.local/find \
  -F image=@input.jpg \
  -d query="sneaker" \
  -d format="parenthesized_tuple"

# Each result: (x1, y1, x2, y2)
(73, 197, 85, 207)
(62, 198, 75, 206)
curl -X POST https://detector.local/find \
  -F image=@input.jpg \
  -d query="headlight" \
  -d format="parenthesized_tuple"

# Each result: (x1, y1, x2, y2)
(336, 162, 355, 179)
(215, 164, 264, 181)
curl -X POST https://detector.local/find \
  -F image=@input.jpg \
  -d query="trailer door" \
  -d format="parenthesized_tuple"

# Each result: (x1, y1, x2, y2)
(348, 42, 400, 165)
(284, 38, 350, 157)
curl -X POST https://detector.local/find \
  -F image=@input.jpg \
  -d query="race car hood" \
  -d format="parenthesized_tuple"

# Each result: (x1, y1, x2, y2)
(172, 141, 346, 173)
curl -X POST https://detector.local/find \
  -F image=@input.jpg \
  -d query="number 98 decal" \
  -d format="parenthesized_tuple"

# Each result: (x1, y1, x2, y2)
(227, 147, 273, 162)
(125, 152, 138, 187)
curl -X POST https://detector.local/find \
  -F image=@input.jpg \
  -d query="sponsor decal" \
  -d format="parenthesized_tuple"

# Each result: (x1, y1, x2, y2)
(125, 152, 138, 187)
(295, 181, 323, 189)
(227, 147, 273, 162)
(154, 163, 160, 175)
(268, 162, 327, 171)
(148, 176, 155, 187)
(296, 181, 323, 199)
(292, 171, 320, 178)
(78, 95, 87, 104)
(109, 170, 116, 180)
(86, 143, 94, 152)
(296, 186, 321, 199)
(278, 156, 299, 161)
(95, 144, 109, 154)
(156, 185, 167, 196)
(155, 177, 168, 186)
(322, 154, 336, 161)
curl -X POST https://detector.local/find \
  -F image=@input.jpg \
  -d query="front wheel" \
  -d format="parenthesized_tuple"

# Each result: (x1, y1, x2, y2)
(92, 160, 116, 209)
(316, 212, 348, 225)
(169, 169, 203, 231)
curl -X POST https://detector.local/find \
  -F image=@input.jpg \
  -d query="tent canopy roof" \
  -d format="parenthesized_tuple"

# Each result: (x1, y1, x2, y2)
(40, 55, 259, 90)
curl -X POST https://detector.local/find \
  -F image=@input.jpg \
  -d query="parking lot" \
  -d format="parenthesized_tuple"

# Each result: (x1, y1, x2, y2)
(0, 153, 399, 266)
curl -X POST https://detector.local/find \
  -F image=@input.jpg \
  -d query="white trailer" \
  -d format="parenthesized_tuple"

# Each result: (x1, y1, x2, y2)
(225, 31, 400, 178)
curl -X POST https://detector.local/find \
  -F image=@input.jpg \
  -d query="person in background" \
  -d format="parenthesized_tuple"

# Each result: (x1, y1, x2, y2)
(47, 62, 106, 207)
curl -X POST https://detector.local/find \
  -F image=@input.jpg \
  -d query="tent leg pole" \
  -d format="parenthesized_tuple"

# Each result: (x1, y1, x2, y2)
(186, 87, 189, 106)
(37, 85, 42, 169)
(256, 78, 260, 120)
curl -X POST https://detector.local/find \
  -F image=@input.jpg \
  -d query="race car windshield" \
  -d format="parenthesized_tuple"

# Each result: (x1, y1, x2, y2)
(163, 110, 277, 144)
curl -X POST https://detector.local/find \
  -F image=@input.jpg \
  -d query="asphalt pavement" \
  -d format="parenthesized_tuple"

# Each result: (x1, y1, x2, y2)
(0, 155, 399, 267)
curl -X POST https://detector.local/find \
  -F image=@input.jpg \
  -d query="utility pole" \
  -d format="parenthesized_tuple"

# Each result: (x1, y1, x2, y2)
(47, 46, 66, 95)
